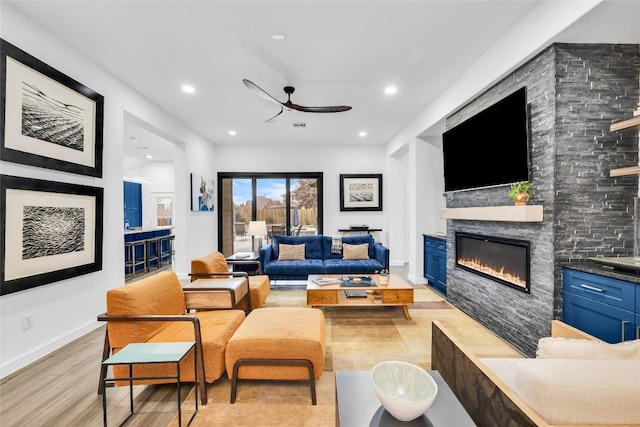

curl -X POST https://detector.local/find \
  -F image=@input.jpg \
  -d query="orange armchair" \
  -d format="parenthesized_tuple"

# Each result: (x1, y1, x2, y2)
(97, 271, 245, 405)
(190, 252, 270, 310)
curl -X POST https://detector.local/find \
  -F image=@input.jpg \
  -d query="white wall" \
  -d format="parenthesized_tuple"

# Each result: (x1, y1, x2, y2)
(384, 0, 603, 283)
(213, 143, 387, 241)
(387, 146, 408, 267)
(0, 5, 216, 377)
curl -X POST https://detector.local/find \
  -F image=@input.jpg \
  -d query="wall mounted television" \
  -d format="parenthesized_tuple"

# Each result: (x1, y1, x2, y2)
(443, 86, 530, 192)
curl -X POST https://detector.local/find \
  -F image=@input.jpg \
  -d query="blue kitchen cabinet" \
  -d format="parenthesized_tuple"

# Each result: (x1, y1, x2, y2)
(562, 268, 638, 343)
(123, 181, 142, 228)
(424, 235, 447, 295)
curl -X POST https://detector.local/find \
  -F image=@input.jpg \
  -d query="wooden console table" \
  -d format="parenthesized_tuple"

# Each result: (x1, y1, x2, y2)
(338, 228, 382, 236)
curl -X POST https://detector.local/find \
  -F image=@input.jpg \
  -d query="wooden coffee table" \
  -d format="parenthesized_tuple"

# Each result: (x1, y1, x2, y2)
(306, 274, 414, 320)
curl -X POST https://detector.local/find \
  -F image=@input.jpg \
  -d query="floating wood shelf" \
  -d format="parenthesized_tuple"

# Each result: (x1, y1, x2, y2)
(610, 115, 640, 132)
(610, 166, 640, 177)
(440, 205, 543, 222)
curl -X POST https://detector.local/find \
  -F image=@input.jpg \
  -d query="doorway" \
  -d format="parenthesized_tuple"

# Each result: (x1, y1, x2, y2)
(218, 172, 323, 256)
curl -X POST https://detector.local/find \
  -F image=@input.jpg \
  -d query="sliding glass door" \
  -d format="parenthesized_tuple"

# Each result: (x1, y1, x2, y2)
(218, 172, 323, 256)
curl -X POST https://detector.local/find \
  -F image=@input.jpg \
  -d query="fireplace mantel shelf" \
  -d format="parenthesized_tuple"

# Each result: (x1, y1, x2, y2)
(440, 205, 543, 222)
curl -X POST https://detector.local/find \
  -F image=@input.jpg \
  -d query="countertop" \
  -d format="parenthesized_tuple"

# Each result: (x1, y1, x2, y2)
(423, 233, 447, 240)
(124, 226, 174, 235)
(562, 259, 640, 285)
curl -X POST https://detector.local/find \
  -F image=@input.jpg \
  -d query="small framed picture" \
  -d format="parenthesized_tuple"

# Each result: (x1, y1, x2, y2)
(1, 175, 104, 295)
(190, 173, 215, 212)
(340, 174, 383, 211)
(1, 39, 104, 177)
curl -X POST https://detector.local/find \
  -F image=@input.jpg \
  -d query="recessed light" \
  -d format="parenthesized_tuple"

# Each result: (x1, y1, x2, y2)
(145, 154, 153, 159)
(181, 84, 195, 94)
(272, 34, 285, 41)
(228, 130, 237, 136)
(384, 85, 397, 95)
(359, 131, 367, 137)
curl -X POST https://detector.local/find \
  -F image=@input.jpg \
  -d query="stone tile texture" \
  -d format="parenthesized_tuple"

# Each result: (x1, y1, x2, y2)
(444, 43, 639, 356)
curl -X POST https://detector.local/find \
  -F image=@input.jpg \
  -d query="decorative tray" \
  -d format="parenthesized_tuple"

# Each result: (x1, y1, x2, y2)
(340, 276, 374, 287)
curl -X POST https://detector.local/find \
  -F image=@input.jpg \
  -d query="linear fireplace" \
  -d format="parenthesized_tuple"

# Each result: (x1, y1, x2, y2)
(455, 232, 530, 293)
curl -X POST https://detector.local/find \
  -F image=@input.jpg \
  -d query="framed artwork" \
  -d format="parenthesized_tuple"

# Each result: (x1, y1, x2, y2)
(190, 173, 215, 212)
(1, 175, 104, 295)
(340, 173, 383, 211)
(0, 38, 104, 177)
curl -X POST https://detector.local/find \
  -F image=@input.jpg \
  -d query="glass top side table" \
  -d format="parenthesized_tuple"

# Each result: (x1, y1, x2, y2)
(102, 341, 197, 427)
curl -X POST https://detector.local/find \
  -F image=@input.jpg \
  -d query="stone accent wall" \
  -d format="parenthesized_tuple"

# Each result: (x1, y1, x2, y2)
(444, 43, 639, 356)
(553, 43, 639, 316)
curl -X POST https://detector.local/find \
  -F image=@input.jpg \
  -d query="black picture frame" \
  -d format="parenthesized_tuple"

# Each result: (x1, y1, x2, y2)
(1, 175, 104, 295)
(339, 174, 383, 212)
(0, 38, 104, 177)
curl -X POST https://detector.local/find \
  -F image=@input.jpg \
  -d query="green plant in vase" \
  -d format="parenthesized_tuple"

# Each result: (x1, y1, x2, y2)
(508, 181, 533, 206)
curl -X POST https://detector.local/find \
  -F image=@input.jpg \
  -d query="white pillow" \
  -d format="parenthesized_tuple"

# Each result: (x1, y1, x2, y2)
(513, 359, 640, 424)
(536, 337, 640, 360)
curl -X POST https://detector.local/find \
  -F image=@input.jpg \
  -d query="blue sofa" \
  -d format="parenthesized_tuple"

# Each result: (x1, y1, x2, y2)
(259, 234, 390, 281)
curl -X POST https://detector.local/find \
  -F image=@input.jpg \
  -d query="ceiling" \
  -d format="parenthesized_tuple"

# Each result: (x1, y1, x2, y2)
(5, 1, 640, 168)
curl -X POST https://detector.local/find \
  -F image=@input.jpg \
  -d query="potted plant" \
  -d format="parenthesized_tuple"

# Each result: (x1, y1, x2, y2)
(508, 181, 533, 206)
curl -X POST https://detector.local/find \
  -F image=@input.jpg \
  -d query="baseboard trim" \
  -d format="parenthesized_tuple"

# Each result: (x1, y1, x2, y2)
(408, 273, 428, 285)
(0, 320, 102, 380)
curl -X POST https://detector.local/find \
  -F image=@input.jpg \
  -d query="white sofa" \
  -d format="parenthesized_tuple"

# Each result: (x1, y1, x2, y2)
(431, 320, 640, 426)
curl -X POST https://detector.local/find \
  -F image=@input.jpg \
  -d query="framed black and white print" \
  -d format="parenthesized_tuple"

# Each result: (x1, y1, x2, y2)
(339, 174, 383, 211)
(0, 39, 104, 177)
(1, 175, 104, 295)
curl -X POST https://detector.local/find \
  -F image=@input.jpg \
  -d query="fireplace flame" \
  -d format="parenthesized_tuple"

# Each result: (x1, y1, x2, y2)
(458, 257, 526, 288)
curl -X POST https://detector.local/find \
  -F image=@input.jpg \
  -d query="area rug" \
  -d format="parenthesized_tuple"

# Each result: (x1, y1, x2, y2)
(167, 287, 453, 427)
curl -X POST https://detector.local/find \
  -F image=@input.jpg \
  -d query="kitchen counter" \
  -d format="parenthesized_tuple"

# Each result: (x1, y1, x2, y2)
(562, 259, 640, 285)
(124, 226, 174, 235)
(423, 233, 447, 240)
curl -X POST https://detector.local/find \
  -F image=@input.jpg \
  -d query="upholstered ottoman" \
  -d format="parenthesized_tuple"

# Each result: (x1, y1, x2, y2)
(225, 307, 326, 404)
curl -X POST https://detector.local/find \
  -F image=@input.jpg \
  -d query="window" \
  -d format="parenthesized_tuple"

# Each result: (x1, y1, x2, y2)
(218, 172, 323, 256)
(156, 197, 173, 227)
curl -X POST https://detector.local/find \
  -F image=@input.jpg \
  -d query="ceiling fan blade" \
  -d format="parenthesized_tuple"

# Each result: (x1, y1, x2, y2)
(243, 79, 283, 106)
(264, 106, 284, 123)
(285, 103, 352, 113)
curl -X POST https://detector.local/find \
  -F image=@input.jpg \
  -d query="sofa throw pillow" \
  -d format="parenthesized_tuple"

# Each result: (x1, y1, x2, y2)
(536, 337, 640, 359)
(342, 243, 369, 260)
(278, 243, 305, 261)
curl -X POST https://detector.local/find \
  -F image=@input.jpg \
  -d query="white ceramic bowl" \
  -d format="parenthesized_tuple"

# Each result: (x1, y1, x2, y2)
(370, 361, 438, 421)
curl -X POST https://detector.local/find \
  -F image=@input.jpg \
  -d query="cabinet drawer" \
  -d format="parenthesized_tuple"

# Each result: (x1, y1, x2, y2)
(562, 269, 635, 311)
(307, 290, 337, 305)
(426, 237, 446, 251)
(382, 289, 414, 304)
(562, 291, 635, 343)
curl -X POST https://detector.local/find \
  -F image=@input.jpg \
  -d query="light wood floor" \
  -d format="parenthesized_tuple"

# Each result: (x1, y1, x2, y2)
(0, 266, 520, 427)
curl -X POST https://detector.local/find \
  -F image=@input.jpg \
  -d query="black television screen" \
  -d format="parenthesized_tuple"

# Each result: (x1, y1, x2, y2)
(443, 87, 529, 192)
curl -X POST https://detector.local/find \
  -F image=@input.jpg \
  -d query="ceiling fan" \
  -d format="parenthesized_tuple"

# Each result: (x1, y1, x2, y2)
(243, 79, 352, 123)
